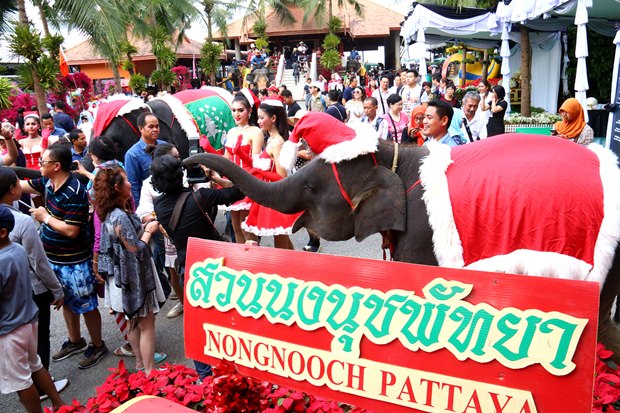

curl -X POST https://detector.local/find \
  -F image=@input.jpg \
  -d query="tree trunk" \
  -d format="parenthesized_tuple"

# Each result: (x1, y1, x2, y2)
(520, 25, 531, 116)
(39, 6, 50, 38)
(17, 0, 27, 24)
(126, 54, 135, 76)
(111, 63, 122, 94)
(32, 70, 49, 115)
(481, 49, 489, 81)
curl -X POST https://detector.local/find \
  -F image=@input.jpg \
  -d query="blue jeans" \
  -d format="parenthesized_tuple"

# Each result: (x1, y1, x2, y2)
(179, 264, 213, 380)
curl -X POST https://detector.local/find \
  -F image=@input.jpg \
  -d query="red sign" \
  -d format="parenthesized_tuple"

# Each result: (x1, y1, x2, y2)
(184, 239, 598, 413)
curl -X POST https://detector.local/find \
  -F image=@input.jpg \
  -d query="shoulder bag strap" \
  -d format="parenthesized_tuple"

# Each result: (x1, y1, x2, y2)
(191, 191, 223, 239)
(387, 113, 399, 142)
(462, 117, 474, 142)
(168, 191, 191, 235)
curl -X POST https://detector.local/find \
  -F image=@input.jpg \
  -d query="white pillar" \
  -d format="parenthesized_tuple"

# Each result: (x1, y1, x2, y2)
(574, 0, 590, 122)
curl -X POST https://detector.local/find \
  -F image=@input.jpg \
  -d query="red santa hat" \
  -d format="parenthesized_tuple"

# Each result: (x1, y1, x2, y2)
(279, 112, 379, 172)
(239, 88, 260, 109)
(23, 111, 39, 119)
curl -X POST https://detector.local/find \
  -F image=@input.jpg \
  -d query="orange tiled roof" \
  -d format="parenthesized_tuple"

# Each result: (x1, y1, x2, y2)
(65, 33, 203, 65)
(216, 0, 404, 40)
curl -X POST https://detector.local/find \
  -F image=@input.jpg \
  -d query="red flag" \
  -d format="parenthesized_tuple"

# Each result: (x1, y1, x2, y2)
(59, 47, 69, 77)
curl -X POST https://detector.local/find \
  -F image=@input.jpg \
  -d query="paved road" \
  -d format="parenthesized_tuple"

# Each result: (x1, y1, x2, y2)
(0, 215, 383, 412)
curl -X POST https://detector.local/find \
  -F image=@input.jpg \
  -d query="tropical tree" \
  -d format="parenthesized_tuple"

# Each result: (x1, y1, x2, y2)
(9, 0, 51, 115)
(302, 0, 362, 26)
(54, 0, 130, 92)
(0, 1, 17, 34)
(200, 0, 238, 85)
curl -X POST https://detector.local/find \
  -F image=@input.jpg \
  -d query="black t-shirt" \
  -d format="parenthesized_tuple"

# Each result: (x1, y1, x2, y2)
(326, 104, 347, 122)
(154, 187, 244, 263)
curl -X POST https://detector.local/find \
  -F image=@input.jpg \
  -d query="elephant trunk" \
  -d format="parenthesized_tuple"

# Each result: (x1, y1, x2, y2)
(184, 153, 302, 214)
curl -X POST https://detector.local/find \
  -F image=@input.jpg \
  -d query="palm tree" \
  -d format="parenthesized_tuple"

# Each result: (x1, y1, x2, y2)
(302, 0, 363, 26)
(54, 0, 134, 92)
(0, 1, 17, 34)
(11, 0, 49, 115)
(201, 0, 237, 86)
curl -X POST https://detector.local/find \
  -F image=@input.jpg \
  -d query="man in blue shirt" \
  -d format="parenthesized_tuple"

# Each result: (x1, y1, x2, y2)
(423, 100, 463, 147)
(124, 112, 165, 205)
(41, 114, 67, 142)
(52, 101, 75, 132)
(68, 129, 88, 162)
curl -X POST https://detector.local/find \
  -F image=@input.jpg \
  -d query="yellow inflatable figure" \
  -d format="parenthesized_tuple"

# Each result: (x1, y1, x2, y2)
(441, 52, 500, 83)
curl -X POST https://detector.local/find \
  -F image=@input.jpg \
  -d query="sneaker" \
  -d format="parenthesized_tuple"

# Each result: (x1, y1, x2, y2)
(166, 302, 184, 319)
(39, 378, 69, 401)
(51, 338, 88, 362)
(78, 342, 109, 369)
(303, 244, 320, 253)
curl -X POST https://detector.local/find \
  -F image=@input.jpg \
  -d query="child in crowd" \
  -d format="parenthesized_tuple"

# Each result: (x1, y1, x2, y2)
(0, 205, 65, 412)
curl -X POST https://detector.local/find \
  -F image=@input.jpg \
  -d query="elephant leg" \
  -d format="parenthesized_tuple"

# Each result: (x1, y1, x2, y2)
(598, 245, 620, 361)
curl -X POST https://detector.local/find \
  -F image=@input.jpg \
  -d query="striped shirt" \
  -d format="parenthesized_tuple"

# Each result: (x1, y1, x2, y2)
(29, 175, 91, 264)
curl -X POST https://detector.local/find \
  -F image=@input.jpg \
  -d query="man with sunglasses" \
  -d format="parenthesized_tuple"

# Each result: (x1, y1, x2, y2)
(20, 143, 107, 370)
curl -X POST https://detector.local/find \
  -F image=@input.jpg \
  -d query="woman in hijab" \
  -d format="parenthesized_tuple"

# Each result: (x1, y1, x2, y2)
(553, 98, 593, 146)
(408, 105, 427, 146)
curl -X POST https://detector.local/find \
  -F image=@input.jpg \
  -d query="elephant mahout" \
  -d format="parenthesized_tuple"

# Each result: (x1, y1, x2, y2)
(184, 112, 620, 359)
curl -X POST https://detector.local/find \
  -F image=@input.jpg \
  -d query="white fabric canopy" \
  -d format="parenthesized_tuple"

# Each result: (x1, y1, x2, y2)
(400, 2, 593, 114)
(605, 29, 620, 149)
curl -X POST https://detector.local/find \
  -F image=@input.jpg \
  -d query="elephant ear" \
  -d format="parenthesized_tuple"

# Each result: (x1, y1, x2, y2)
(352, 165, 406, 241)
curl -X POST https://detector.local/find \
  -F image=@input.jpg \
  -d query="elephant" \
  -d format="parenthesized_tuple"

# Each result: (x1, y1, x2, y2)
(184, 132, 620, 360)
(91, 98, 151, 161)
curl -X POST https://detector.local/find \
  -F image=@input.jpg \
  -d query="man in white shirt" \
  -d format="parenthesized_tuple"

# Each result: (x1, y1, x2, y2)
(372, 76, 391, 116)
(360, 97, 384, 132)
(460, 91, 488, 142)
(400, 69, 423, 117)
(388, 74, 403, 96)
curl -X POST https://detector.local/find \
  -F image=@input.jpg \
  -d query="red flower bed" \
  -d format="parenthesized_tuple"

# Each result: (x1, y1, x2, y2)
(45, 345, 620, 413)
(44, 360, 374, 413)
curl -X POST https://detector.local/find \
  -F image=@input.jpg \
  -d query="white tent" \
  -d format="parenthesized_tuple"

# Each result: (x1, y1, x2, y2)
(400, 1, 619, 117)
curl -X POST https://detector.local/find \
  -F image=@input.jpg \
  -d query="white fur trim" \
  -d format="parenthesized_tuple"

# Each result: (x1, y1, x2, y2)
(465, 250, 592, 280)
(151, 95, 200, 139)
(241, 222, 294, 236)
(262, 99, 283, 107)
(279, 141, 300, 174)
(419, 140, 464, 268)
(586, 143, 620, 287)
(102, 95, 149, 117)
(253, 155, 272, 171)
(225, 202, 252, 211)
(318, 122, 379, 164)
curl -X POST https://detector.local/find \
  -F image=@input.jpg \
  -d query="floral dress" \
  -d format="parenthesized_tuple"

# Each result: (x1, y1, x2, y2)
(98, 208, 165, 319)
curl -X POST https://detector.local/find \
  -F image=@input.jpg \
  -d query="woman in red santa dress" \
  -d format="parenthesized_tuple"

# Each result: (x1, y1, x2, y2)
(20, 112, 44, 170)
(223, 90, 264, 244)
(242, 99, 301, 249)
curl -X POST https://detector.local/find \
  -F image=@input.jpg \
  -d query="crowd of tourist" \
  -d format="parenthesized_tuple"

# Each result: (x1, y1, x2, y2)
(0, 44, 598, 412)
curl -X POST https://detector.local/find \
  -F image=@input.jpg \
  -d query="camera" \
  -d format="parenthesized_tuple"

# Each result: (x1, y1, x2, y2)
(186, 165, 209, 184)
(70, 160, 79, 171)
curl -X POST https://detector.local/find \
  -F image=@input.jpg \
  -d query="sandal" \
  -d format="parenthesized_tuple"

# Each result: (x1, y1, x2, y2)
(113, 344, 135, 357)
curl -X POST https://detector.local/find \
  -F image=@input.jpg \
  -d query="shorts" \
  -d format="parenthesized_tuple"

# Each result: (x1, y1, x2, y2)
(51, 260, 99, 314)
(0, 322, 43, 394)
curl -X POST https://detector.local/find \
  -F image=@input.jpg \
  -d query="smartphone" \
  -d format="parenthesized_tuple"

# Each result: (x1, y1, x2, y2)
(70, 160, 79, 171)
(550, 130, 558, 135)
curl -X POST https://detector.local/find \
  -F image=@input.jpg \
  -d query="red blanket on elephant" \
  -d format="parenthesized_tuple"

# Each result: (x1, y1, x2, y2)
(420, 134, 619, 285)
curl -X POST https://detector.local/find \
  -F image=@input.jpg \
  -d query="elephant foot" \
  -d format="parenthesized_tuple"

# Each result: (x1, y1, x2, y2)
(598, 318, 620, 362)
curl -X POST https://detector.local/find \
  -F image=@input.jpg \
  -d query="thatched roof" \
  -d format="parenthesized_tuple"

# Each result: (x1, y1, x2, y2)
(215, 0, 405, 41)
